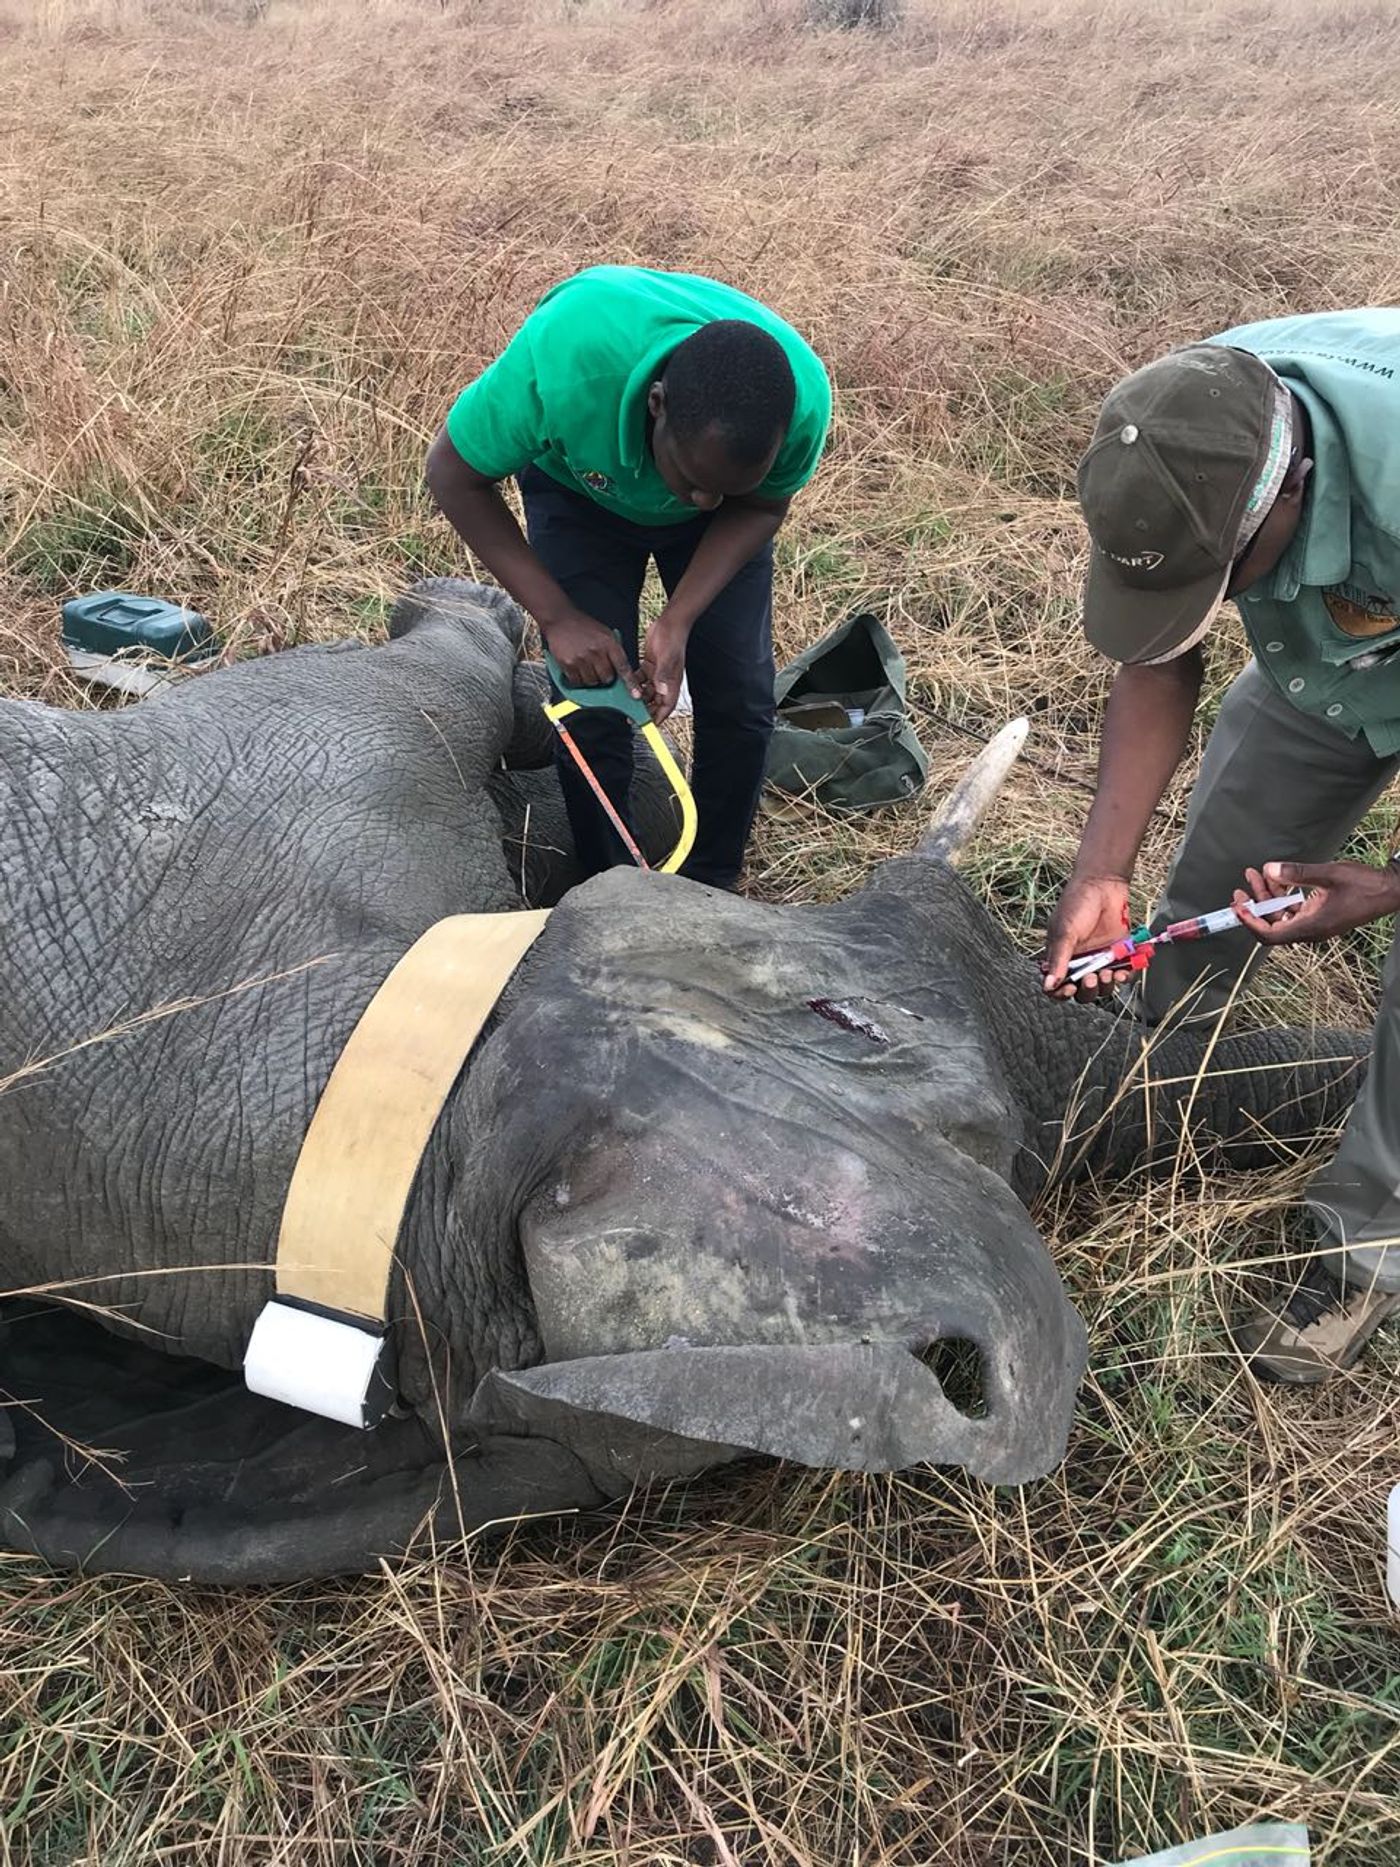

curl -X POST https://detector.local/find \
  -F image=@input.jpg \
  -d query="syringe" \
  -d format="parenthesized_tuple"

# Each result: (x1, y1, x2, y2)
(1064, 890, 1306, 986)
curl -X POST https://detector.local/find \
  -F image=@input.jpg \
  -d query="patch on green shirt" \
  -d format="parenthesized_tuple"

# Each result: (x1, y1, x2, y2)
(1209, 309, 1400, 756)
(444, 265, 831, 525)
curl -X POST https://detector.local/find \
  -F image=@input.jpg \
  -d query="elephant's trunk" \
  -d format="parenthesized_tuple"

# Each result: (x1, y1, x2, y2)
(1022, 1012, 1370, 1197)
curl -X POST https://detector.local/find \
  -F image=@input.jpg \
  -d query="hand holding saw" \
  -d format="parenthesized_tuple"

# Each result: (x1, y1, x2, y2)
(542, 634, 698, 874)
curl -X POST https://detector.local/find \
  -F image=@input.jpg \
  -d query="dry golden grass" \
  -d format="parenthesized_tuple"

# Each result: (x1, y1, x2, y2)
(2, 0, 1400, 1859)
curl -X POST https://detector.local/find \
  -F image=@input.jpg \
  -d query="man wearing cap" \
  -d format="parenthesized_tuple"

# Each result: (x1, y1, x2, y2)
(1043, 307, 1400, 1384)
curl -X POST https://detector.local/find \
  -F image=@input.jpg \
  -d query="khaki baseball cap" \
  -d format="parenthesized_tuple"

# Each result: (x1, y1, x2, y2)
(1077, 344, 1292, 664)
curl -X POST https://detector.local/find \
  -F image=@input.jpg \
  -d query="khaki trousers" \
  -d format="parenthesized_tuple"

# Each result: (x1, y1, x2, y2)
(1142, 660, 1400, 1290)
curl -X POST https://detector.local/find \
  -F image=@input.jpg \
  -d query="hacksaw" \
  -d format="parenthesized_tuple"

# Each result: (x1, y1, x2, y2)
(542, 634, 698, 874)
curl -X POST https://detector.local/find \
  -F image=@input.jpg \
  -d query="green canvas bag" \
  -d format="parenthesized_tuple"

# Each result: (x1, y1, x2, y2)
(764, 610, 927, 813)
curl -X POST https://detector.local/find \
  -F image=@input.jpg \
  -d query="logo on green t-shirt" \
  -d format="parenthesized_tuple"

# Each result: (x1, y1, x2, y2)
(580, 469, 612, 494)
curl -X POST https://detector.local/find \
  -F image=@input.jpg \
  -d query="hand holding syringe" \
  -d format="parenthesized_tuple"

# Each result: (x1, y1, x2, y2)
(1065, 891, 1306, 987)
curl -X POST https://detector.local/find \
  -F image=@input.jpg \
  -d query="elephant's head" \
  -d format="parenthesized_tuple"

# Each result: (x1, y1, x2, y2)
(466, 724, 1092, 1490)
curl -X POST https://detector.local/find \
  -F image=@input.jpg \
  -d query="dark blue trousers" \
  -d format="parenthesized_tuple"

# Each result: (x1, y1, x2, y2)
(519, 465, 775, 889)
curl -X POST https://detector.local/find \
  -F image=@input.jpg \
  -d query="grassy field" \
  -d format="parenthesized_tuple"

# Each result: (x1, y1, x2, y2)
(3, 0, 1400, 1859)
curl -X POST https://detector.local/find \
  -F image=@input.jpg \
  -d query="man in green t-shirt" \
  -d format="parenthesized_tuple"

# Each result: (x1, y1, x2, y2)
(427, 265, 831, 889)
(1039, 308, 1400, 1387)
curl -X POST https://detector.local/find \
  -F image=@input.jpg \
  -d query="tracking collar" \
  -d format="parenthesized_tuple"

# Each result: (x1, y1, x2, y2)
(243, 911, 551, 1428)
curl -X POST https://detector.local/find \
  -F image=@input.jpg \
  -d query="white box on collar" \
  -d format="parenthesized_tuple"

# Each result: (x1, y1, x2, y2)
(244, 1298, 394, 1429)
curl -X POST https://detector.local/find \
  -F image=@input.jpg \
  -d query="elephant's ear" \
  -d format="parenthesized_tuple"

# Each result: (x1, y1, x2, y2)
(503, 662, 557, 770)
(469, 1332, 1073, 1490)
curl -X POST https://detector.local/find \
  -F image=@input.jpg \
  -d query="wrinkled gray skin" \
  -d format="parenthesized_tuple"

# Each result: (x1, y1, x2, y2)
(0, 582, 1367, 1582)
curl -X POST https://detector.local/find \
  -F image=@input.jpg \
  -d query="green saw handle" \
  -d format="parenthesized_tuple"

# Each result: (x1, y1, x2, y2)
(543, 631, 650, 726)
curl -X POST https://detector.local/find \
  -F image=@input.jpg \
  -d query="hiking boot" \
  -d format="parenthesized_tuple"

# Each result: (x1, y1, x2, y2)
(1235, 1254, 1400, 1384)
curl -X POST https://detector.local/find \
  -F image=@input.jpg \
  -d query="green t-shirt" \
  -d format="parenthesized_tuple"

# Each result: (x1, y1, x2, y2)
(1208, 308, 1400, 755)
(444, 265, 831, 525)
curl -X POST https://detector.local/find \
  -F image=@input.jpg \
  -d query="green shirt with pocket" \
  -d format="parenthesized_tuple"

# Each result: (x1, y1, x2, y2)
(1209, 308, 1400, 756)
(444, 265, 831, 527)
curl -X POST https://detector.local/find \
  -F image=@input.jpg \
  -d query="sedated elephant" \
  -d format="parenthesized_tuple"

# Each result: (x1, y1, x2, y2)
(0, 581, 1367, 1582)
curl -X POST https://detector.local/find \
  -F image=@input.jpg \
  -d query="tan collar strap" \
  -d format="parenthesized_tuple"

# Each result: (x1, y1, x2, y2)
(274, 909, 551, 1323)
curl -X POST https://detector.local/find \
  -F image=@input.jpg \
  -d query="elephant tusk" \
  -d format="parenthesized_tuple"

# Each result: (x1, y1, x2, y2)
(915, 717, 1029, 863)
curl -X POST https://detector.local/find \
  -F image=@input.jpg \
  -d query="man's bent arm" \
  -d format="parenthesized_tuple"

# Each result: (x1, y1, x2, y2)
(425, 429, 634, 689)
(639, 495, 788, 721)
(1077, 650, 1203, 879)
(659, 496, 788, 633)
(1042, 649, 1202, 992)
(426, 429, 575, 628)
